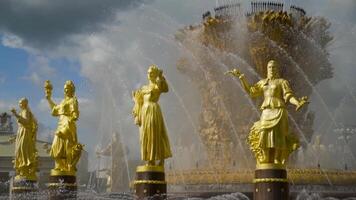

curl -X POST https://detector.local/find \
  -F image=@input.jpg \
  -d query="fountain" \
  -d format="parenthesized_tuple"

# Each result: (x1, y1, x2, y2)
(168, 0, 356, 199)
(0, 0, 356, 199)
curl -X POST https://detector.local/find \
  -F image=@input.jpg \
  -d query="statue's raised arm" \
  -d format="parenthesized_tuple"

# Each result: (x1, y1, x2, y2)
(44, 80, 56, 111)
(225, 68, 263, 98)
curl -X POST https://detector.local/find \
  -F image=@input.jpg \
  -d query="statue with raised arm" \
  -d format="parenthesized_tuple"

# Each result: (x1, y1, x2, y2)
(44, 80, 83, 175)
(226, 60, 308, 167)
(132, 65, 172, 168)
(11, 98, 38, 181)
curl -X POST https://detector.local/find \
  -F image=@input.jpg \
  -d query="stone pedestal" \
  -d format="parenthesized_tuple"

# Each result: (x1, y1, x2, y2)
(47, 171, 77, 200)
(134, 165, 167, 200)
(11, 179, 37, 200)
(254, 164, 289, 200)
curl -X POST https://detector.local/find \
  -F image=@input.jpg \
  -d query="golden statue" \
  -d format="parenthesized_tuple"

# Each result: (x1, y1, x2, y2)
(226, 60, 308, 167)
(44, 80, 83, 175)
(11, 98, 38, 181)
(132, 65, 172, 168)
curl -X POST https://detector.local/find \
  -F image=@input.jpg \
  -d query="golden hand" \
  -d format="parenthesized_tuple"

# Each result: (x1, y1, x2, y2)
(44, 80, 53, 99)
(10, 108, 17, 115)
(225, 68, 242, 77)
(296, 96, 309, 111)
(45, 91, 52, 100)
(157, 68, 165, 81)
(158, 69, 163, 77)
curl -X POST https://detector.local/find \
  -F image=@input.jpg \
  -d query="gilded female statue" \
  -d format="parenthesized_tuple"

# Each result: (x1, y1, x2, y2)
(132, 65, 172, 167)
(226, 60, 308, 166)
(11, 98, 38, 180)
(44, 80, 83, 175)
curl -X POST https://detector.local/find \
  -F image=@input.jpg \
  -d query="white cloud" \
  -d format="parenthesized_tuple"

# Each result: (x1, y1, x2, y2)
(1, 34, 25, 49)
(20, 55, 56, 85)
(22, 72, 41, 85)
(37, 98, 50, 113)
(0, 100, 16, 112)
(28, 55, 56, 76)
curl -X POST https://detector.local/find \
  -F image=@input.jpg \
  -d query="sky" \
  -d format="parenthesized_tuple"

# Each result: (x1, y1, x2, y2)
(0, 0, 356, 170)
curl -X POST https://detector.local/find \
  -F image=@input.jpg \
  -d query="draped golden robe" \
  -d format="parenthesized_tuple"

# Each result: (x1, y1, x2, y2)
(134, 82, 172, 161)
(50, 97, 79, 161)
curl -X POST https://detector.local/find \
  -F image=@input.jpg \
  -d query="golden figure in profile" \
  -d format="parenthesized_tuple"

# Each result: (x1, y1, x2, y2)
(132, 65, 172, 168)
(226, 60, 308, 167)
(11, 98, 38, 181)
(44, 80, 83, 175)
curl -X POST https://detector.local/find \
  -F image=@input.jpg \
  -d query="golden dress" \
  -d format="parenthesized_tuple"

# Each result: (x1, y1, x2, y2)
(135, 82, 172, 161)
(50, 97, 79, 161)
(247, 78, 295, 161)
(14, 109, 37, 172)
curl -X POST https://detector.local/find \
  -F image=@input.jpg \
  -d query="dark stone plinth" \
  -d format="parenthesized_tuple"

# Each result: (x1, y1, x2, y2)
(134, 166, 167, 200)
(254, 168, 289, 200)
(11, 179, 37, 200)
(47, 175, 77, 200)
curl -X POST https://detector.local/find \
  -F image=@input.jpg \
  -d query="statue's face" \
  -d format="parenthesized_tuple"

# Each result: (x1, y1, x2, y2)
(267, 61, 279, 78)
(19, 100, 27, 109)
(64, 85, 74, 97)
(147, 68, 157, 82)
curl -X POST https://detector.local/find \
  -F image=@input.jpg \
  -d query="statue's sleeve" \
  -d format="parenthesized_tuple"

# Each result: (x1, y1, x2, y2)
(282, 79, 294, 103)
(70, 98, 79, 121)
(249, 80, 263, 98)
(67, 98, 79, 143)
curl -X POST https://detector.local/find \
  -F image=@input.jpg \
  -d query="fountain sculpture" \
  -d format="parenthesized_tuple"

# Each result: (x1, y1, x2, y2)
(226, 60, 308, 200)
(11, 98, 39, 195)
(44, 80, 84, 199)
(132, 65, 172, 199)
(169, 1, 356, 198)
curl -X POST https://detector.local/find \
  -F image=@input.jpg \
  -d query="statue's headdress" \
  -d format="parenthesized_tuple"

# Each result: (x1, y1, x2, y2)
(148, 64, 160, 77)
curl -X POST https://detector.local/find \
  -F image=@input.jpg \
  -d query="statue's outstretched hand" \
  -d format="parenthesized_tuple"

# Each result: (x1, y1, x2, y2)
(225, 68, 241, 77)
(10, 108, 17, 115)
(45, 90, 53, 100)
(296, 96, 309, 111)
(158, 69, 163, 78)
